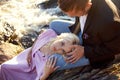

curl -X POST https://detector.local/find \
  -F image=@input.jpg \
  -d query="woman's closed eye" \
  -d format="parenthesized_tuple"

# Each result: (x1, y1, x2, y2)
(61, 41, 64, 46)
(62, 49, 65, 53)
(62, 50, 66, 56)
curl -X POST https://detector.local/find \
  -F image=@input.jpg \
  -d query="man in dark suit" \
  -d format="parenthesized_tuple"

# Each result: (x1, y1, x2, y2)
(49, 0, 120, 68)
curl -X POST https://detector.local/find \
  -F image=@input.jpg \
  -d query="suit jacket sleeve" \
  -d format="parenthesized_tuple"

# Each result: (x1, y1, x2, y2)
(84, 21, 120, 68)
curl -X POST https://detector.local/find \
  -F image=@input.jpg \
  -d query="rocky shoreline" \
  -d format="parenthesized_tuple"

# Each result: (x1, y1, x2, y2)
(0, 0, 120, 80)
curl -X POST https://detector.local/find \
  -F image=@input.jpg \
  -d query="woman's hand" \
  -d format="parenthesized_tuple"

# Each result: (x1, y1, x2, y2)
(65, 45, 84, 63)
(40, 57, 59, 80)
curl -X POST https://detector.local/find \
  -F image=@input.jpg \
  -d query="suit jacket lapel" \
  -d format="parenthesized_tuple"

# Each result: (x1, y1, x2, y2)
(69, 17, 81, 35)
(83, 0, 96, 33)
(83, 11, 93, 33)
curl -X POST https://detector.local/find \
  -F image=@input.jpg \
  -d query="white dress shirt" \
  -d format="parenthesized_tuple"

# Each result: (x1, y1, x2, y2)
(79, 14, 88, 34)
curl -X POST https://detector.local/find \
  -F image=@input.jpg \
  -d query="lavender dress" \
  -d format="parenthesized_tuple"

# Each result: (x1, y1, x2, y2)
(0, 29, 57, 80)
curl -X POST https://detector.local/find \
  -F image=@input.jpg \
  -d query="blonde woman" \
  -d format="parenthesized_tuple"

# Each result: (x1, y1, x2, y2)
(0, 29, 89, 80)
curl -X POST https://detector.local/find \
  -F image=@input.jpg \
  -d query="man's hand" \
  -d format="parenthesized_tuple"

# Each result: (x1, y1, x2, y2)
(65, 45, 84, 63)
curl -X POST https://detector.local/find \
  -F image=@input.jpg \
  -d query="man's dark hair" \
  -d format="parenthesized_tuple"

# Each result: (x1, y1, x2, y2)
(58, 0, 89, 12)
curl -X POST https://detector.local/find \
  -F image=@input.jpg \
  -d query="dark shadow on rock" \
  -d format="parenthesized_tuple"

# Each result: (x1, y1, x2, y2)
(0, 54, 9, 64)
(37, 0, 58, 9)
(0, 48, 10, 64)
(19, 30, 39, 49)
(47, 66, 94, 80)
(48, 61, 120, 80)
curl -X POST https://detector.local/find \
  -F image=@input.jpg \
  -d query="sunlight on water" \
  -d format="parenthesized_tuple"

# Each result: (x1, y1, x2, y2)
(0, 0, 58, 37)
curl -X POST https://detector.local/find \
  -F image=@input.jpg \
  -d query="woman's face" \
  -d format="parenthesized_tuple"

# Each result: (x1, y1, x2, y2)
(50, 38, 74, 55)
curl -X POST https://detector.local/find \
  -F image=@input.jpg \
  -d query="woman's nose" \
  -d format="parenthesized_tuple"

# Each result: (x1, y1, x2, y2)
(63, 47, 69, 52)
(56, 46, 62, 51)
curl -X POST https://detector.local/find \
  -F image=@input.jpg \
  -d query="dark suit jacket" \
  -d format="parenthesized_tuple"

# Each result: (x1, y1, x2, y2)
(69, 0, 120, 68)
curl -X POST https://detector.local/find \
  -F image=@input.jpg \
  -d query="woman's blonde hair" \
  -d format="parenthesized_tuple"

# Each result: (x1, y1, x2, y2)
(56, 33, 80, 45)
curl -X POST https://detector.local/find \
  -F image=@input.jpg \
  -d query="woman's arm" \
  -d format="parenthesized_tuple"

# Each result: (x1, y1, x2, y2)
(40, 57, 59, 80)
(26, 29, 47, 66)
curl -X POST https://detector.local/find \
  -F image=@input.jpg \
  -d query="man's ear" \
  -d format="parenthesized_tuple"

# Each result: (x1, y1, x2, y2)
(85, 2, 92, 11)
